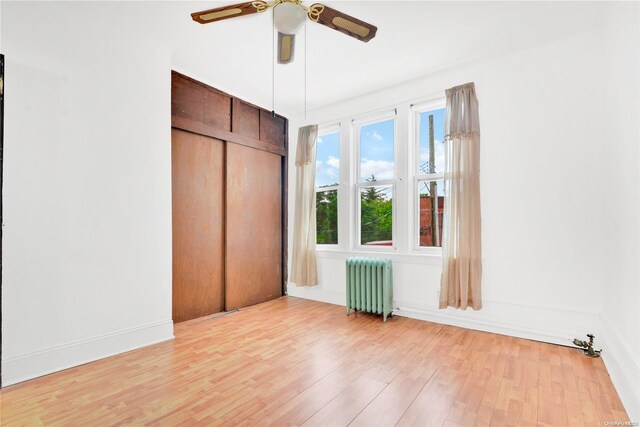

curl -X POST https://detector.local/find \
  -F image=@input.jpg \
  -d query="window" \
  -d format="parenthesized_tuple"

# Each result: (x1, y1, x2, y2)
(311, 94, 449, 255)
(415, 105, 446, 248)
(315, 129, 340, 245)
(355, 115, 395, 247)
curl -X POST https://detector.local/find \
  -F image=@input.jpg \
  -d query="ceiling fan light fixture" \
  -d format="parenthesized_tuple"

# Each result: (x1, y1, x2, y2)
(273, 2, 307, 35)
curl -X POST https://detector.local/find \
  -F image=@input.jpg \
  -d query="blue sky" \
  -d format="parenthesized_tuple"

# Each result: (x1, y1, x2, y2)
(316, 132, 340, 187)
(359, 119, 395, 182)
(315, 108, 446, 188)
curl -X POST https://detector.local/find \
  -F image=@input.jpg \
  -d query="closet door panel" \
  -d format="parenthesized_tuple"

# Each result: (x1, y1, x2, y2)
(172, 128, 225, 322)
(259, 109, 286, 147)
(226, 143, 282, 309)
(232, 98, 260, 140)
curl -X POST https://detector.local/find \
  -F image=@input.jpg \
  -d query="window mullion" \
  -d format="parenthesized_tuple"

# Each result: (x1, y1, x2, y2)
(316, 185, 339, 192)
(358, 179, 395, 188)
(417, 172, 444, 181)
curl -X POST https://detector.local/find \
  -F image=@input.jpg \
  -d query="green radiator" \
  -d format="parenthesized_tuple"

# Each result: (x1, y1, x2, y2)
(346, 257, 393, 322)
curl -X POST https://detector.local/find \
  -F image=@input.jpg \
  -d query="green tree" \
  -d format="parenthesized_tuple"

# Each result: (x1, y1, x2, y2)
(316, 186, 338, 244)
(362, 175, 384, 203)
(360, 175, 393, 244)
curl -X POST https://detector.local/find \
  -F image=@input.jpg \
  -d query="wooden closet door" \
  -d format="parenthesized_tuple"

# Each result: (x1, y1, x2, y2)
(225, 143, 282, 309)
(172, 128, 225, 322)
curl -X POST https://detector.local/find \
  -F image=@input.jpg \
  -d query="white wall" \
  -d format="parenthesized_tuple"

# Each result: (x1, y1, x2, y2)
(289, 27, 606, 341)
(289, 7, 640, 417)
(600, 2, 640, 421)
(1, 3, 174, 385)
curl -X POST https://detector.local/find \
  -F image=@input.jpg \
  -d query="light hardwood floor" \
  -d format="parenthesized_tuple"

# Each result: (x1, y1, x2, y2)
(1, 297, 629, 426)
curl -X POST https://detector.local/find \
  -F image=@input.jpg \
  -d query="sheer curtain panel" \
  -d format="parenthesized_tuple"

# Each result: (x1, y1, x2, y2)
(291, 125, 319, 286)
(439, 83, 483, 310)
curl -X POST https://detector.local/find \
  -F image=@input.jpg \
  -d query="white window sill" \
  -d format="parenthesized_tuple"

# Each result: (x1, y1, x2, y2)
(315, 248, 442, 266)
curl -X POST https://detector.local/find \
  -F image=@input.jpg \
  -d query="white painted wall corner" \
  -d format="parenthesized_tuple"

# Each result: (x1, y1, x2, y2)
(600, 315, 640, 421)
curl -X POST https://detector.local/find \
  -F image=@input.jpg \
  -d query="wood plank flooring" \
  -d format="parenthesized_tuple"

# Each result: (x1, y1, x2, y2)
(1, 297, 629, 426)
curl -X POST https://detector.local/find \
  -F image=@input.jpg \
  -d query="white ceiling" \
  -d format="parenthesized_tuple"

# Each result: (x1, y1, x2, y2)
(3, 1, 605, 117)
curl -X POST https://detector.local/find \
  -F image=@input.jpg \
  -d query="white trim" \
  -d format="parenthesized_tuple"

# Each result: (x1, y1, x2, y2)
(411, 98, 447, 114)
(316, 244, 340, 250)
(287, 286, 345, 307)
(317, 122, 341, 135)
(316, 249, 442, 265)
(395, 103, 411, 254)
(316, 185, 339, 192)
(416, 172, 444, 181)
(414, 246, 443, 257)
(358, 179, 395, 187)
(340, 122, 352, 251)
(354, 243, 398, 252)
(393, 300, 600, 347)
(286, 288, 601, 350)
(2, 320, 174, 387)
(351, 108, 397, 126)
(600, 316, 640, 421)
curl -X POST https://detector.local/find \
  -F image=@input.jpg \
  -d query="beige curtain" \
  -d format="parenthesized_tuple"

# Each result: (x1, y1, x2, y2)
(439, 83, 482, 310)
(291, 125, 319, 286)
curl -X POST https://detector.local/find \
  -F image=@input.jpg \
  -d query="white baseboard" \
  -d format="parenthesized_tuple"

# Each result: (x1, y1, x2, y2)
(393, 299, 601, 348)
(600, 316, 640, 421)
(287, 285, 345, 307)
(2, 320, 174, 387)
(288, 285, 601, 348)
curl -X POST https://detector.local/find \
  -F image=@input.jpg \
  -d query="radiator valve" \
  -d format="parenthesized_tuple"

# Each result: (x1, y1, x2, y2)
(572, 333, 601, 357)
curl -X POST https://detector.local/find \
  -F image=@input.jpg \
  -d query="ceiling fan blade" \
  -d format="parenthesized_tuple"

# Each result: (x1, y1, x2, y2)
(278, 32, 296, 64)
(309, 4, 377, 42)
(191, 1, 266, 24)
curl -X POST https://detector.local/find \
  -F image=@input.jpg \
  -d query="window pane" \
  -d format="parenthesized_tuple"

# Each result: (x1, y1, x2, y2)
(359, 119, 394, 182)
(418, 108, 446, 174)
(360, 186, 393, 246)
(316, 189, 338, 244)
(316, 132, 340, 188)
(419, 179, 445, 247)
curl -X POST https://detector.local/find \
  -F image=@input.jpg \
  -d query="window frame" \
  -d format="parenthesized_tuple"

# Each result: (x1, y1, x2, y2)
(411, 99, 447, 254)
(315, 123, 341, 248)
(353, 110, 398, 251)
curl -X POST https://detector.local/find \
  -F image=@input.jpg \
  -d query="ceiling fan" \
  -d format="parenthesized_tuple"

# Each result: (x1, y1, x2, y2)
(191, 0, 378, 64)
